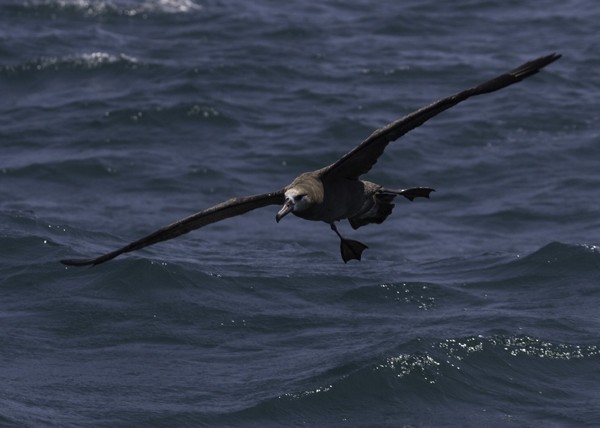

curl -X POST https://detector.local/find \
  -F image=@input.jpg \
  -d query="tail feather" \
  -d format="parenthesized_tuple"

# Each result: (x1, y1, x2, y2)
(348, 187, 434, 229)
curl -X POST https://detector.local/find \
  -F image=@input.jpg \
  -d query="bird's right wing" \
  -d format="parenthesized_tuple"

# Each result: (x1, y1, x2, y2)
(322, 53, 561, 180)
(60, 190, 285, 266)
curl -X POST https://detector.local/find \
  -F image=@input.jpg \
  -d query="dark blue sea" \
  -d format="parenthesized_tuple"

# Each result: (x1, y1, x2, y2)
(1, 1, 599, 426)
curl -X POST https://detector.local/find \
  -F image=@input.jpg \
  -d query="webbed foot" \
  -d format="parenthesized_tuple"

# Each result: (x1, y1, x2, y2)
(387, 187, 435, 201)
(340, 238, 368, 263)
(330, 222, 368, 263)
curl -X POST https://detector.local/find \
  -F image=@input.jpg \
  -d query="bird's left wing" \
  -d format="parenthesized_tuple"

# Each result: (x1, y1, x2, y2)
(60, 190, 285, 266)
(322, 53, 561, 180)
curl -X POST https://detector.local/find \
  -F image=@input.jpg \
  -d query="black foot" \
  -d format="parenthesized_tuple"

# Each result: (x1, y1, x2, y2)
(340, 238, 368, 263)
(398, 187, 435, 201)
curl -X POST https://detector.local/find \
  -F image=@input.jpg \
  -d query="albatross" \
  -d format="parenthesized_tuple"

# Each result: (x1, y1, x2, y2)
(61, 53, 560, 266)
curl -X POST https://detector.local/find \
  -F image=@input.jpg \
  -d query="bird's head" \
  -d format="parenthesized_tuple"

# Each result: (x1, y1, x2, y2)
(276, 187, 312, 222)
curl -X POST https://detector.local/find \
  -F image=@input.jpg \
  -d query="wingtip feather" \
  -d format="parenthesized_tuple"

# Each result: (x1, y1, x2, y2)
(60, 258, 97, 267)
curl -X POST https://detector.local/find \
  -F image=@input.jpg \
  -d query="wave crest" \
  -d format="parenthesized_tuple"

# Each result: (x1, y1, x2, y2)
(0, 52, 139, 75)
(24, 0, 201, 17)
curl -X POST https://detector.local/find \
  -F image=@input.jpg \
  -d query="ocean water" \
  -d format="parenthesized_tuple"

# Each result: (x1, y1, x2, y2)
(1, 0, 599, 426)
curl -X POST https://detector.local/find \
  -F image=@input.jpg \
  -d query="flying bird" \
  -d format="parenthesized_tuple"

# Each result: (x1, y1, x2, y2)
(61, 53, 561, 266)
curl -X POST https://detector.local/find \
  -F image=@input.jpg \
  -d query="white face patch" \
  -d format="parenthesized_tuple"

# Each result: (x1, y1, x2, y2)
(284, 188, 302, 199)
(284, 188, 311, 213)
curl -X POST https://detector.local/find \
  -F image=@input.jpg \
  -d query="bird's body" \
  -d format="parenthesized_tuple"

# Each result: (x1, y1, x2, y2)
(61, 53, 561, 266)
(282, 171, 427, 226)
(283, 170, 368, 223)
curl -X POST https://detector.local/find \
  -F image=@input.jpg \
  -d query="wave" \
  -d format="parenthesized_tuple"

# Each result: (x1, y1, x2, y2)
(0, 52, 140, 76)
(219, 333, 599, 426)
(14, 0, 201, 18)
(463, 241, 600, 288)
(4, 229, 599, 426)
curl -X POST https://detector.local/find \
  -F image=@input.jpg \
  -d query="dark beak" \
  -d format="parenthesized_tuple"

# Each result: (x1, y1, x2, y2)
(276, 201, 293, 223)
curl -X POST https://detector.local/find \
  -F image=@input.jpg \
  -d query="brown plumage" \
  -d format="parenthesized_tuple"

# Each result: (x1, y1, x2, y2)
(60, 53, 560, 266)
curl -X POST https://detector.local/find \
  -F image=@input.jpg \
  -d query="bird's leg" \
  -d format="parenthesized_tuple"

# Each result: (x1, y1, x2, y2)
(330, 223, 368, 263)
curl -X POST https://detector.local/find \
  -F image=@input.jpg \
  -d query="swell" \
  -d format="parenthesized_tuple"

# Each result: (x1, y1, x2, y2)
(2, 0, 202, 20)
(203, 332, 599, 427)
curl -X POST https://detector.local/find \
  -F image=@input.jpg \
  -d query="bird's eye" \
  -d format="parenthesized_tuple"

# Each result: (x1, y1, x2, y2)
(294, 194, 306, 201)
